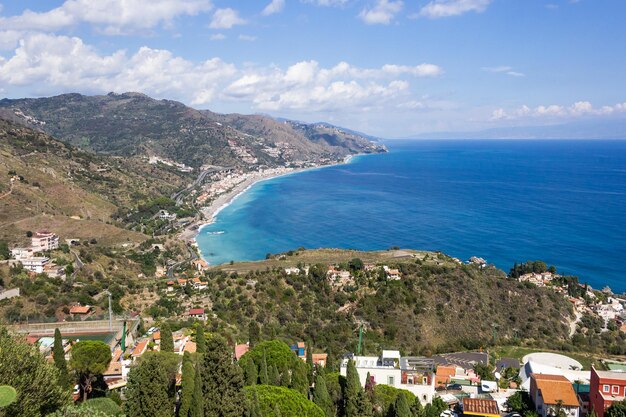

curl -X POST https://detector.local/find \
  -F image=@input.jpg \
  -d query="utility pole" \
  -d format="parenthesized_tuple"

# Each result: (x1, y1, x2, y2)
(106, 290, 112, 332)
(357, 323, 363, 355)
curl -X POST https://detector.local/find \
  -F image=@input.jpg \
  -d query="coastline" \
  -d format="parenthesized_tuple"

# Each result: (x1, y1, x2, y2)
(179, 154, 358, 247)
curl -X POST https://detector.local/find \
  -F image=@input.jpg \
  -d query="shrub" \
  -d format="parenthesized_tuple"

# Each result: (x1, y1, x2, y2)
(244, 385, 324, 417)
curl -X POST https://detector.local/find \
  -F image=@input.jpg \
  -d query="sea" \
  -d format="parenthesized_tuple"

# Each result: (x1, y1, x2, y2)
(196, 139, 626, 293)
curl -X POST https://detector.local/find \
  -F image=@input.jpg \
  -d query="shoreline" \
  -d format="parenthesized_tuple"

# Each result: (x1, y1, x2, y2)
(178, 154, 358, 249)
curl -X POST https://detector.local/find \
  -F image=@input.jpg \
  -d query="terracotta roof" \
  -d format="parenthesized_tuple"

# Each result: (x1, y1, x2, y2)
(463, 398, 500, 416)
(166, 280, 174, 285)
(532, 374, 580, 407)
(312, 353, 328, 364)
(153, 331, 161, 341)
(183, 341, 197, 353)
(177, 278, 187, 285)
(132, 340, 148, 357)
(69, 305, 91, 314)
(296, 341, 305, 348)
(26, 335, 40, 344)
(111, 348, 123, 362)
(235, 344, 249, 360)
(189, 308, 205, 315)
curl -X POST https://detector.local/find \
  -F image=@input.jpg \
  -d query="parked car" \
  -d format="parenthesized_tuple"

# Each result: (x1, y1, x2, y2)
(447, 383, 463, 391)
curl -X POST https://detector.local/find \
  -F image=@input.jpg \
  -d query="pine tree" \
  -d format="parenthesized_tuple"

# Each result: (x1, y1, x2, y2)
(52, 328, 71, 389)
(249, 390, 261, 417)
(125, 353, 171, 417)
(190, 360, 204, 417)
(410, 397, 423, 417)
(391, 392, 412, 417)
(259, 352, 269, 385)
(270, 364, 280, 386)
(196, 323, 206, 354)
(245, 358, 258, 386)
(356, 391, 374, 417)
(160, 323, 174, 353)
(249, 321, 260, 348)
(306, 340, 314, 385)
(179, 351, 195, 417)
(290, 360, 309, 396)
(344, 359, 362, 417)
(201, 335, 246, 417)
(313, 367, 334, 417)
(279, 362, 290, 387)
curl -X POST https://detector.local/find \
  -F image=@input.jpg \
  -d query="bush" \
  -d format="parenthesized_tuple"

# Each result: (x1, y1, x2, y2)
(373, 384, 417, 415)
(239, 340, 298, 370)
(244, 385, 324, 417)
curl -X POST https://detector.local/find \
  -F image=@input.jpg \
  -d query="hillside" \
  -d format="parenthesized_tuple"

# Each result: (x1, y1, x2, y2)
(0, 117, 191, 245)
(0, 93, 385, 169)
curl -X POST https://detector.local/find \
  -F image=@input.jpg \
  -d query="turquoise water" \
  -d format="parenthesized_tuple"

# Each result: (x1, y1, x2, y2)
(197, 140, 626, 292)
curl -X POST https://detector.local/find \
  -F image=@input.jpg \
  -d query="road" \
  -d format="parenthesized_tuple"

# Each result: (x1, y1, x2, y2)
(166, 243, 199, 278)
(171, 166, 225, 205)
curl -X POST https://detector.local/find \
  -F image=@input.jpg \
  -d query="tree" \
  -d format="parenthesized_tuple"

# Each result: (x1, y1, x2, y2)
(69, 340, 112, 402)
(279, 362, 291, 387)
(260, 352, 270, 385)
(0, 328, 69, 416)
(356, 391, 374, 417)
(249, 321, 260, 348)
(196, 323, 206, 354)
(291, 360, 309, 396)
(473, 362, 495, 381)
(179, 351, 195, 417)
(313, 367, 333, 417)
(390, 392, 411, 417)
(243, 385, 325, 417)
(53, 328, 72, 389)
(606, 401, 626, 417)
(160, 323, 174, 353)
(344, 359, 362, 417)
(125, 352, 171, 417)
(506, 391, 533, 414)
(245, 357, 258, 386)
(201, 335, 246, 417)
(190, 360, 204, 417)
(306, 341, 314, 385)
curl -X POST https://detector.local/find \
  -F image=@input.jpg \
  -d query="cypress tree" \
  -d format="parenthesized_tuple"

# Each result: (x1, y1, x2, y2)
(249, 390, 261, 417)
(249, 321, 260, 348)
(391, 392, 411, 417)
(245, 358, 258, 386)
(196, 323, 206, 354)
(356, 391, 374, 417)
(190, 360, 203, 417)
(160, 323, 174, 353)
(290, 360, 309, 396)
(279, 362, 290, 387)
(306, 340, 314, 385)
(201, 335, 246, 417)
(259, 352, 269, 385)
(52, 328, 71, 389)
(125, 353, 171, 417)
(313, 367, 333, 417)
(179, 351, 195, 417)
(270, 364, 280, 386)
(344, 359, 362, 417)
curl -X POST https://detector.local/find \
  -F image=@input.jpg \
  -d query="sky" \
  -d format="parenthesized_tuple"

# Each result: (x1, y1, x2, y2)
(0, 0, 625, 137)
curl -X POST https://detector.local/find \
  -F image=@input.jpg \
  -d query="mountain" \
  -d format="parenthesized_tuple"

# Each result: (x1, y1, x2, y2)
(408, 119, 626, 140)
(0, 117, 191, 245)
(0, 93, 385, 169)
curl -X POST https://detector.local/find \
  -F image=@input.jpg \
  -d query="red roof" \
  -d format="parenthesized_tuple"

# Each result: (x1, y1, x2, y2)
(166, 280, 174, 285)
(463, 398, 500, 416)
(235, 344, 249, 360)
(132, 340, 148, 357)
(69, 305, 91, 314)
(189, 308, 205, 316)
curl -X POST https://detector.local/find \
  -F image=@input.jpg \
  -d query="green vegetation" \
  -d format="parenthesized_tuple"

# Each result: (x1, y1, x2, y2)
(125, 352, 173, 417)
(69, 340, 112, 401)
(53, 328, 72, 389)
(244, 385, 325, 417)
(0, 385, 17, 407)
(606, 400, 626, 417)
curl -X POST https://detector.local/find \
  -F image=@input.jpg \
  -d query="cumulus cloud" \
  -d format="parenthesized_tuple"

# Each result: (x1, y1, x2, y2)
(209, 8, 246, 29)
(0, 0, 213, 34)
(482, 66, 525, 77)
(0, 33, 443, 112)
(419, 0, 492, 19)
(262, 0, 285, 16)
(359, 0, 403, 25)
(303, 0, 348, 6)
(491, 101, 626, 120)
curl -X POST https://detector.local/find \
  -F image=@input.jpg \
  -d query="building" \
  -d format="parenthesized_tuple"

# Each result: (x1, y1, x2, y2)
(21, 257, 50, 273)
(31, 231, 59, 252)
(340, 350, 436, 404)
(290, 341, 306, 358)
(192, 259, 209, 272)
(530, 374, 581, 417)
(462, 398, 500, 417)
(235, 343, 250, 360)
(189, 308, 206, 320)
(132, 340, 149, 361)
(589, 368, 626, 417)
(10, 247, 33, 260)
(158, 210, 177, 221)
(312, 353, 328, 367)
(69, 305, 92, 317)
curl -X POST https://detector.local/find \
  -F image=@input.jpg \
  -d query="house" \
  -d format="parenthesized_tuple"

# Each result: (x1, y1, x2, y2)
(31, 231, 59, 252)
(340, 351, 436, 404)
(10, 247, 33, 260)
(177, 278, 187, 287)
(192, 259, 209, 272)
(152, 331, 161, 344)
(462, 398, 500, 417)
(158, 210, 177, 221)
(530, 374, 580, 417)
(312, 353, 328, 367)
(132, 340, 149, 361)
(191, 278, 208, 290)
(284, 267, 300, 275)
(183, 340, 197, 354)
(235, 343, 250, 360)
(436, 365, 457, 387)
(520, 360, 590, 391)
(383, 266, 402, 280)
(155, 266, 167, 278)
(21, 257, 49, 273)
(166, 281, 174, 292)
(43, 264, 65, 279)
(589, 368, 626, 417)
(69, 305, 92, 316)
(291, 342, 306, 358)
(189, 308, 206, 320)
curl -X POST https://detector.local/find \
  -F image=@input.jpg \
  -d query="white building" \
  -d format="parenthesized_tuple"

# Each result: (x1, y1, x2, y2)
(340, 350, 436, 404)
(31, 231, 59, 252)
(21, 257, 50, 273)
(11, 247, 33, 260)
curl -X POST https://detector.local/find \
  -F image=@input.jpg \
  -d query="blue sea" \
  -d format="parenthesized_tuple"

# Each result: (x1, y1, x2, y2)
(197, 140, 626, 293)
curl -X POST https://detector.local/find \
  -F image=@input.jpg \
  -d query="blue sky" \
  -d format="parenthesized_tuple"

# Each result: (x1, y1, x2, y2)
(0, 0, 625, 137)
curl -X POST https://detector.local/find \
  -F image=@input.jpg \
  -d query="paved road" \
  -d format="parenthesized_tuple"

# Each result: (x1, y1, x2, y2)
(166, 243, 199, 278)
(171, 167, 227, 205)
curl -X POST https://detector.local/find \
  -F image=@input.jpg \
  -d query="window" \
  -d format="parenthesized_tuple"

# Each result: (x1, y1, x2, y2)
(612, 386, 619, 394)
(388, 376, 395, 386)
(603, 385, 610, 393)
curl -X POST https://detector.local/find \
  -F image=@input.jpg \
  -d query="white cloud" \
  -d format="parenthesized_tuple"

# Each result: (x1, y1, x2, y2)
(419, 0, 492, 19)
(359, 0, 403, 25)
(482, 66, 525, 77)
(0, 32, 443, 113)
(491, 101, 626, 121)
(209, 8, 246, 29)
(0, 0, 213, 34)
(303, 0, 348, 6)
(210, 33, 226, 41)
(238, 34, 257, 42)
(262, 0, 285, 16)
